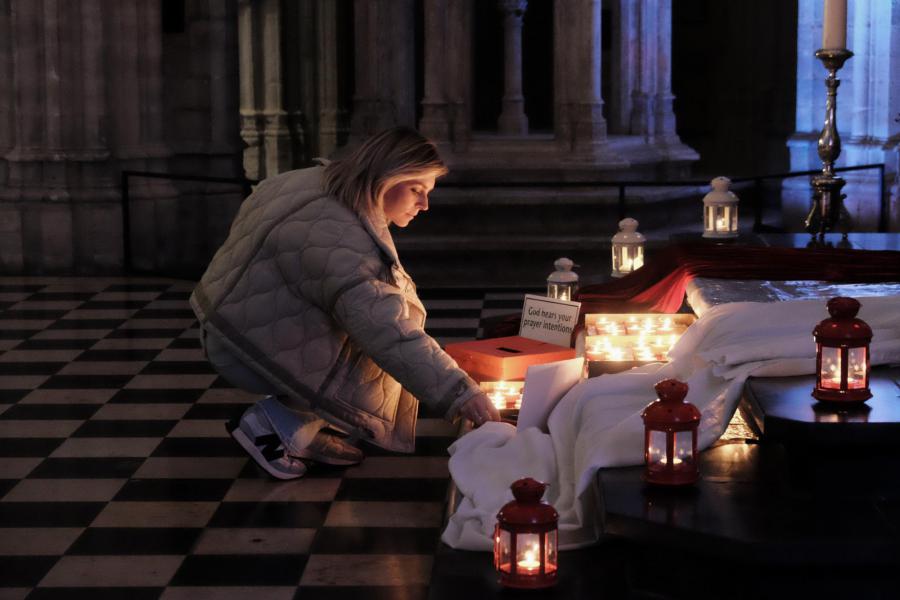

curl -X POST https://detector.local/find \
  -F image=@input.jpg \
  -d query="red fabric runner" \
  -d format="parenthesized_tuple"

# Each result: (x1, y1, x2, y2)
(577, 243, 900, 314)
(482, 243, 900, 339)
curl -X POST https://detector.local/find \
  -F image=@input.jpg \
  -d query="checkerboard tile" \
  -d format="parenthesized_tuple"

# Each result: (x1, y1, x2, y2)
(0, 277, 535, 598)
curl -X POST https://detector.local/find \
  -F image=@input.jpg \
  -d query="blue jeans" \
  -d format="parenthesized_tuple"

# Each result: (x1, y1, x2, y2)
(203, 327, 326, 454)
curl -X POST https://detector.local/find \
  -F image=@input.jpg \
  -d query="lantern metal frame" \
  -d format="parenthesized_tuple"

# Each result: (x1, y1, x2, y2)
(494, 478, 559, 589)
(812, 297, 872, 403)
(702, 176, 740, 239)
(611, 217, 645, 278)
(547, 257, 578, 301)
(641, 379, 701, 486)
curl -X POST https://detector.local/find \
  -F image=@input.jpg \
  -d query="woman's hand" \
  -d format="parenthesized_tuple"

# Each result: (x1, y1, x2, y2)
(459, 391, 502, 427)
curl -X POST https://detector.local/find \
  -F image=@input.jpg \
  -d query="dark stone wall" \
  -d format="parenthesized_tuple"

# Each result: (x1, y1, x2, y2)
(672, 0, 798, 177)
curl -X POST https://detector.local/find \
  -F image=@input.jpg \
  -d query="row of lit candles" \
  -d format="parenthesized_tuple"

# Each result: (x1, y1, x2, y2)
(585, 315, 687, 337)
(482, 381, 524, 411)
(585, 333, 680, 363)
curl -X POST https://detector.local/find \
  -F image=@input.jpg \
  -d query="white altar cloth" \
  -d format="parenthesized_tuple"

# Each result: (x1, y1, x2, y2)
(441, 295, 900, 551)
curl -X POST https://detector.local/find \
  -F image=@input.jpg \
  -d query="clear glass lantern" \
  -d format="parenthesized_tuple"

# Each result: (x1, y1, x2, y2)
(494, 478, 559, 589)
(702, 176, 739, 239)
(611, 218, 645, 278)
(641, 379, 701, 486)
(547, 257, 578, 301)
(812, 297, 872, 403)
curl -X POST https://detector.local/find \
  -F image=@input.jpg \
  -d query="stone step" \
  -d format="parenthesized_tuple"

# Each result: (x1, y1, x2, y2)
(396, 236, 677, 288)
(392, 184, 767, 287)
(407, 185, 710, 237)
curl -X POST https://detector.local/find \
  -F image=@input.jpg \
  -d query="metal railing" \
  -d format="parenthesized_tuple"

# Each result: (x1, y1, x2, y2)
(438, 163, 888, 234)
(120, 164, 887, 274)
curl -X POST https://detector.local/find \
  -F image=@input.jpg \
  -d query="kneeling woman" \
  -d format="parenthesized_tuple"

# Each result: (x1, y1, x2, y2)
(191, 127, 500, 479)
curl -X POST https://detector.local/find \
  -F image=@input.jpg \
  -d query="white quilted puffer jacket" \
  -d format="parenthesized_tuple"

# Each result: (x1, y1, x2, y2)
(190, 166, 481, 453)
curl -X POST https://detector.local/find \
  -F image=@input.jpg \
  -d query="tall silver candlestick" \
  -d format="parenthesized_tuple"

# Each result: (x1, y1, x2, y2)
(805, 48, 853, 240)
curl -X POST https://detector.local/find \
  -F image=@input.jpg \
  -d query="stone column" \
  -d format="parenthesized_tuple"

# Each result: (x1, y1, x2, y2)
(553, 0, 607, 157)
(447, 0, 474, 151)
(2, 0, 174, 273)
(628, 0, 656, 137)
(207, 0, 242, 172)
(652, 0, 693, 160)
(497, 0, 529, 135)
(316, 0, 350, 157)
(237, 0, 263, 180)
(260, 0, 295, 177)
(609, 0, 636, 134)
(419, 0, 452, 141)
(237, 0, 303, 180)
(107, 1, 177, 271)
(611, 0, 691, 160)
(350, 0, 416, 138)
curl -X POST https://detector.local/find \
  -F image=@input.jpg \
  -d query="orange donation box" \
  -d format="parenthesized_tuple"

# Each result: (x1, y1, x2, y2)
(445, 335, 576, 383)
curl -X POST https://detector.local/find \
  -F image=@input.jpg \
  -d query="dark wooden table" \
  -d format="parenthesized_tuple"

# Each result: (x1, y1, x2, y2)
(596, 368, 900, 599)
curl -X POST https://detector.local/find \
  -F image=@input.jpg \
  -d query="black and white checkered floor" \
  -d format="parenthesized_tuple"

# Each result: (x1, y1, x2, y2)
(0, 277, 538, 599)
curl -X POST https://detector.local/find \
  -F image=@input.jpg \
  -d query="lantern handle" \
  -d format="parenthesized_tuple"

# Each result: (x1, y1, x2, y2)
(826, 296, 860, 318)
(510, 477, 548, 503)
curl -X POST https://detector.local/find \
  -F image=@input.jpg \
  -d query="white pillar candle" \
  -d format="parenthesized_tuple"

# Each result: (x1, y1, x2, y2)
(822, 0, 847, 49)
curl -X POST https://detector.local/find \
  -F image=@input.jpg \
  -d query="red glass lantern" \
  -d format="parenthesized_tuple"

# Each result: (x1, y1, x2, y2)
(641, 379, 701, 486)
(494, 478, 559, 589)
(812, 297, 872, 403)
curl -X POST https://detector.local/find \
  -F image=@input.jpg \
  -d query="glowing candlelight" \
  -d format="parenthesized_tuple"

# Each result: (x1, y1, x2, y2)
(827, 363, 842, 385)
(636, 349, 655, 361)
(586, 344, 604, 362)
(648, 447, 685, 466)
(659, 317, 673, 332)
(517, 544, 541, 573)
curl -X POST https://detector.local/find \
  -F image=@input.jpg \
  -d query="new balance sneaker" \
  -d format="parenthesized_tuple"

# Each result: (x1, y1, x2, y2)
(295, 430, 364, 466)
(227, 403, 307, 480)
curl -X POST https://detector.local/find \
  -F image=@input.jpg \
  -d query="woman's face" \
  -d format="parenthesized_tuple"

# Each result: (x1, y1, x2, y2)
(381, 174, 437, 227)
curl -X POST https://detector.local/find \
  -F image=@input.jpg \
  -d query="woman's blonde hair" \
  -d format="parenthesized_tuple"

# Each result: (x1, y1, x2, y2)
(323, 127, 448, 217)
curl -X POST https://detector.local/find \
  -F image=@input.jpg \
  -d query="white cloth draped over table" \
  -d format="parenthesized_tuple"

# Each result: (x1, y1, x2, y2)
(442, 295, 900, 551)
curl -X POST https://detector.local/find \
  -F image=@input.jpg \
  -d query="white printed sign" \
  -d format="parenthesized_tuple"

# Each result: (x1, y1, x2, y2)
(519, 294, 581, 347)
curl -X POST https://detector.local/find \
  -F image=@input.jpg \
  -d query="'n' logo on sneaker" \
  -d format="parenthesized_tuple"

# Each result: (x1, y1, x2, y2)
(254, 433, 285, 461)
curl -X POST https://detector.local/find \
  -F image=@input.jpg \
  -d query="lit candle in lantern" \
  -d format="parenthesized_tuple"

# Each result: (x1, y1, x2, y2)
(702, 177, 739, 239)
(828, 363, 842, 385)
(813, 298, 873, 403)
(517, 543, 541, 574)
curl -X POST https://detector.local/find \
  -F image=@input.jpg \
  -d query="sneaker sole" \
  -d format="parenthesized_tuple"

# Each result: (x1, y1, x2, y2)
(294, 447, 363, 466)
(229, 424, 306, 480)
